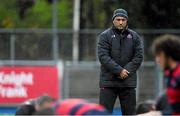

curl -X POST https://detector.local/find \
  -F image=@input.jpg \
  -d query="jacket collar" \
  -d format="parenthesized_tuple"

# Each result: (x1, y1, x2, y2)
(112, 26, 129, 36)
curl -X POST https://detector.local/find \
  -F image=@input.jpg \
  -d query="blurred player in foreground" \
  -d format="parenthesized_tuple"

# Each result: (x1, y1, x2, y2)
(151, 34, 180, 115)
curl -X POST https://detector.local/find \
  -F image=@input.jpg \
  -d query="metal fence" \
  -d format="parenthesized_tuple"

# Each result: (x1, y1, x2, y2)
(1, 28, 180, 61)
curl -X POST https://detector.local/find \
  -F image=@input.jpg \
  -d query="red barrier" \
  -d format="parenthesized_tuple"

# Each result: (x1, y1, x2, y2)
(0, 66, 59, 104)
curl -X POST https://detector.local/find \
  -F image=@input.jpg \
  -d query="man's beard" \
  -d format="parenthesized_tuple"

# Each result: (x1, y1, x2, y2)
(116, 25, 125, 30)
(116, 24, 127, 31)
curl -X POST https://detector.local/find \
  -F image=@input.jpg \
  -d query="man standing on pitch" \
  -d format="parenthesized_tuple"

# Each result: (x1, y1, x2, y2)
(98, 8, 143, 115)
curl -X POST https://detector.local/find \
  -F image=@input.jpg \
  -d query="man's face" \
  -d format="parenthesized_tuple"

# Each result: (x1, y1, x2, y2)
(113, 16, 127, 30)
(155, 51, 169, 70)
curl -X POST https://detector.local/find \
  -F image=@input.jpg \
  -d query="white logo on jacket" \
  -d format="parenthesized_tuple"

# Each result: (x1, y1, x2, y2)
(127, 34, 132, 39)
(111, 35, 116, 38)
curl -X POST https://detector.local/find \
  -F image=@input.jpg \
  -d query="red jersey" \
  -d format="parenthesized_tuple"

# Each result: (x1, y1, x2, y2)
(165, 63, 180, 115)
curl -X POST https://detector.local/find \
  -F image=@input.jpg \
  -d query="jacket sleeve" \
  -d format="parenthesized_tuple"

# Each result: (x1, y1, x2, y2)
(124, 33, 144, 74)
(98, 33, 123, 74)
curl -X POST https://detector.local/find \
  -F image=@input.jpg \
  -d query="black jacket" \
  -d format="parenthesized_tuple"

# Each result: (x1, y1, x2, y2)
(98, 27, 143, 87)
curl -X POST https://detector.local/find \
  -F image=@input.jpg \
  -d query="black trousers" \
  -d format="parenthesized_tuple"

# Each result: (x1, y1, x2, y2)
(99, 87, 136, 115)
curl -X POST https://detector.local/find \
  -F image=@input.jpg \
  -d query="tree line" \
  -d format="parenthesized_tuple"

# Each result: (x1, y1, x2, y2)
(0, 0, 179, 29)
